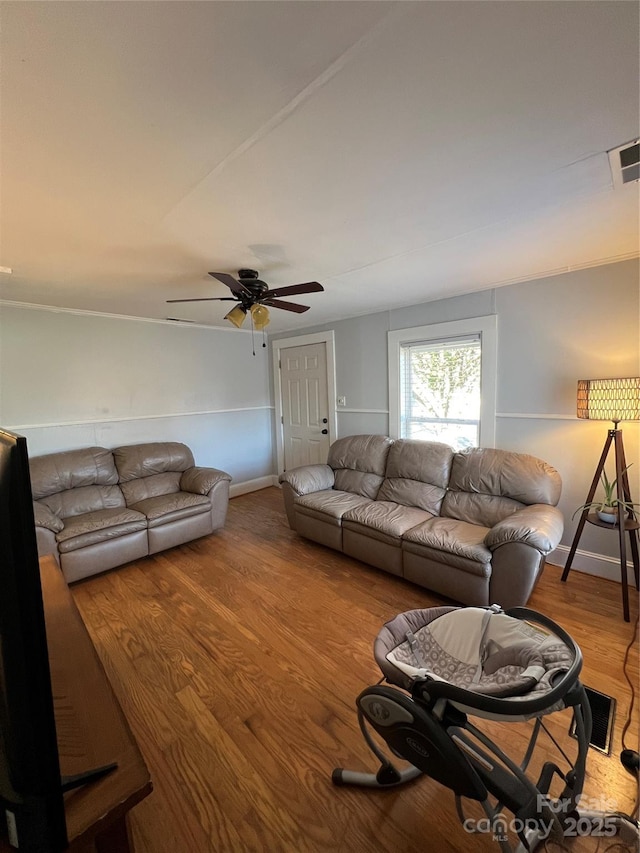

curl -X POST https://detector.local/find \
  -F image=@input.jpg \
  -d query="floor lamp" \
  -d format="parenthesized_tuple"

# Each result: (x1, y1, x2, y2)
(561, 377, 640, 623)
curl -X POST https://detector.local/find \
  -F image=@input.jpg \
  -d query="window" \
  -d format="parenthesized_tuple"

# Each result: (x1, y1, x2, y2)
(388, 317, 497, 449)
(400, 335, 481, 448)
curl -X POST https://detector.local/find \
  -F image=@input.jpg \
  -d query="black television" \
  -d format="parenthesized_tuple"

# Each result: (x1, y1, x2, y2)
(0, 429, 68, 851)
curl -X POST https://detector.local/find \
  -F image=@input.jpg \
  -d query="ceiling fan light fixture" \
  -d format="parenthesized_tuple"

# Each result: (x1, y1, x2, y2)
(224, 304, 247, 328)
(250, 304, 270, 330)
(168, 271, 324, 327)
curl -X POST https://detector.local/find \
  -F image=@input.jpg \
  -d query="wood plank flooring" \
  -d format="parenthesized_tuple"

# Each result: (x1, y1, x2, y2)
(71, 487, 639, 852)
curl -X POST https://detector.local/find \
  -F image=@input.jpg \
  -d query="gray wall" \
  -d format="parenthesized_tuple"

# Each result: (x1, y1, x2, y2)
(2, 258, 638, 576)
(494, 262, 639, 575)
(0, 304, 274, 488)
(271, 258, 640, 578)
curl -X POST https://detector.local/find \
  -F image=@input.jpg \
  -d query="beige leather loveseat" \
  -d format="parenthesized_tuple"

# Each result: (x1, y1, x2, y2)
(31, 442, 231, 583)
(279, 435, 563, 609)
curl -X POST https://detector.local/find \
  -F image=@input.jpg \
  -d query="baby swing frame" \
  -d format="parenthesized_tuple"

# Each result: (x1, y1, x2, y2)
(332, 606, 638, 852)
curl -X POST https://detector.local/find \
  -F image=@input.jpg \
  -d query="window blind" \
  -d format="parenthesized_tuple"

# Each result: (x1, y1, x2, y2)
(399, 334, 481, 448)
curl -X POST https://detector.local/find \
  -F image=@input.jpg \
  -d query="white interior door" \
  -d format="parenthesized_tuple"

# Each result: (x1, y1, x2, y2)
(280, 342, 330, 470)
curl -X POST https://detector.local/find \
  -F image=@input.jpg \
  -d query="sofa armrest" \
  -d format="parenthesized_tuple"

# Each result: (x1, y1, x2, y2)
(279, 465, 335, 531)
(180, 466, 232, 496)
(33, 502, 62, 565)
(33, 501, 64, 533)
(484, 504, 564, 554)
(278, 464, 335, 496)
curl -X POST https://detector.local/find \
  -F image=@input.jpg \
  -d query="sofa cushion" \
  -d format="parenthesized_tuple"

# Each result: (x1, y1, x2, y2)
(114, 441, 197, 505)
(30, 446, 125, 520)
(327, 434, 393, 498)
(129, 492, 211, 528)
(113, 442, 194, 481)
(441, 447, 562, 527)
(444, 447, 561, 509)
(441, 491, 524, 529)
(56, 507, 147, 553)
(343, 501, 433, 546)
(295, 490, 374, 527)
(30, 446, 118, 499)
(377, 439, 453, 513)
(120, 472, 182, 506)
(402, 517, 492, 576)
(39, 484, 126, 520)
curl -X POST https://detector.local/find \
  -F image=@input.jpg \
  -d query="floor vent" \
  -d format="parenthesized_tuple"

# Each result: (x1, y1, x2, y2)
(570, 686, 616, 754)
(608, 140, 640, 188)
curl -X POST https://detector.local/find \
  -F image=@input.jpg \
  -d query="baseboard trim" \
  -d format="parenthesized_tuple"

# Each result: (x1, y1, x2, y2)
(229, 476, 278, 498)
(549, 544, 635, 584)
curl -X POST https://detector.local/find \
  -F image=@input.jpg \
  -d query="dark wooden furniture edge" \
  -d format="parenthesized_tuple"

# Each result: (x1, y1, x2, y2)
(1, 556, 152, 852)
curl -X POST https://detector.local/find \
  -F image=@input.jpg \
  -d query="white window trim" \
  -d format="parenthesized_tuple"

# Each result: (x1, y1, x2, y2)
(388, 316, 497, 448)
(271, 330, 337, 475)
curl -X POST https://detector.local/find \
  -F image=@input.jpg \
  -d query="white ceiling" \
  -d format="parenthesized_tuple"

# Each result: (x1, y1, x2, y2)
(1, 1, 638, 333)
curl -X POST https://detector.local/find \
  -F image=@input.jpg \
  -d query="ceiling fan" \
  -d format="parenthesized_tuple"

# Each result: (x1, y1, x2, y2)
(167, 269, 324, 329)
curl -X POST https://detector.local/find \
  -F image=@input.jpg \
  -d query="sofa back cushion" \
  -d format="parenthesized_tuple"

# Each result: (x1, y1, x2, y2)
(29, 447, 125, 519)
(441, 447, 562, 527)
(114, 442, 195, 505)
(328, 434, 393, 498)
(377, 439, 453, 513)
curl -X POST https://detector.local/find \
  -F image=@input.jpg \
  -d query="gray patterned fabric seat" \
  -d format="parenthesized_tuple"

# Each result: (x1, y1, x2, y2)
(375, 606, 574, 711)
(334, 604, 594, 852)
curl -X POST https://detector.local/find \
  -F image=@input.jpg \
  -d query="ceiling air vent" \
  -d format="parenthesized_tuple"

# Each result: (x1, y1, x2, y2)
(608, 139, 639, 188)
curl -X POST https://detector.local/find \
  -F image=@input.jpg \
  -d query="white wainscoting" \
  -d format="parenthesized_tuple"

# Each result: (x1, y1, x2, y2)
(10, 407, 276, 491)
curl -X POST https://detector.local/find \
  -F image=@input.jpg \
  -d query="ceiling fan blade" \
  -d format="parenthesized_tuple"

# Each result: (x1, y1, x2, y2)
(264, 282, 324, 298)
(208, 271, 252, 296)
(262, 298, 310, 314)
(166, 297, 238, 303)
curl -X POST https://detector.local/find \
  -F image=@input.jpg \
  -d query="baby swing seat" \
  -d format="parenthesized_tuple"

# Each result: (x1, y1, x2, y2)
(332, 605, 637, 852)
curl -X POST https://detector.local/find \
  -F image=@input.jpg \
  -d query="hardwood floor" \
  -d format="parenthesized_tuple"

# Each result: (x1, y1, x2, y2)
(71, 487, 639, 852)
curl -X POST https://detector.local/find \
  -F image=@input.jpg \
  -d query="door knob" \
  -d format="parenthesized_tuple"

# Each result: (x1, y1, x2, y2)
(321, 429, 328, 434)
(322, 418, 328, 424)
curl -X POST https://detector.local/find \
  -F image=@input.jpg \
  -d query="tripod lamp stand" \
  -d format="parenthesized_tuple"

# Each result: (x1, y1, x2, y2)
(561, 377, 640, 622)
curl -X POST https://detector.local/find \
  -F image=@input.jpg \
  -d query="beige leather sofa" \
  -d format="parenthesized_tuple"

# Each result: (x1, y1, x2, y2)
(279, 435, 563, 609)
(31, 442, 231, 583)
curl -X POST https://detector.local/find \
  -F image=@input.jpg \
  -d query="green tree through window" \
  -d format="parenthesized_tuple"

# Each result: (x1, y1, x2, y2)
(401, 337, 481, 448)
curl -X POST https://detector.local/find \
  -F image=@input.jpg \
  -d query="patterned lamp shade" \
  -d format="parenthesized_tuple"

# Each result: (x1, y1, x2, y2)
(577, 377, 640, 423)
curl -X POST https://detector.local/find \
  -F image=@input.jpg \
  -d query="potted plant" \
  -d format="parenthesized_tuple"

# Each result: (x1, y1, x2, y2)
(572, 465, 640, 524)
